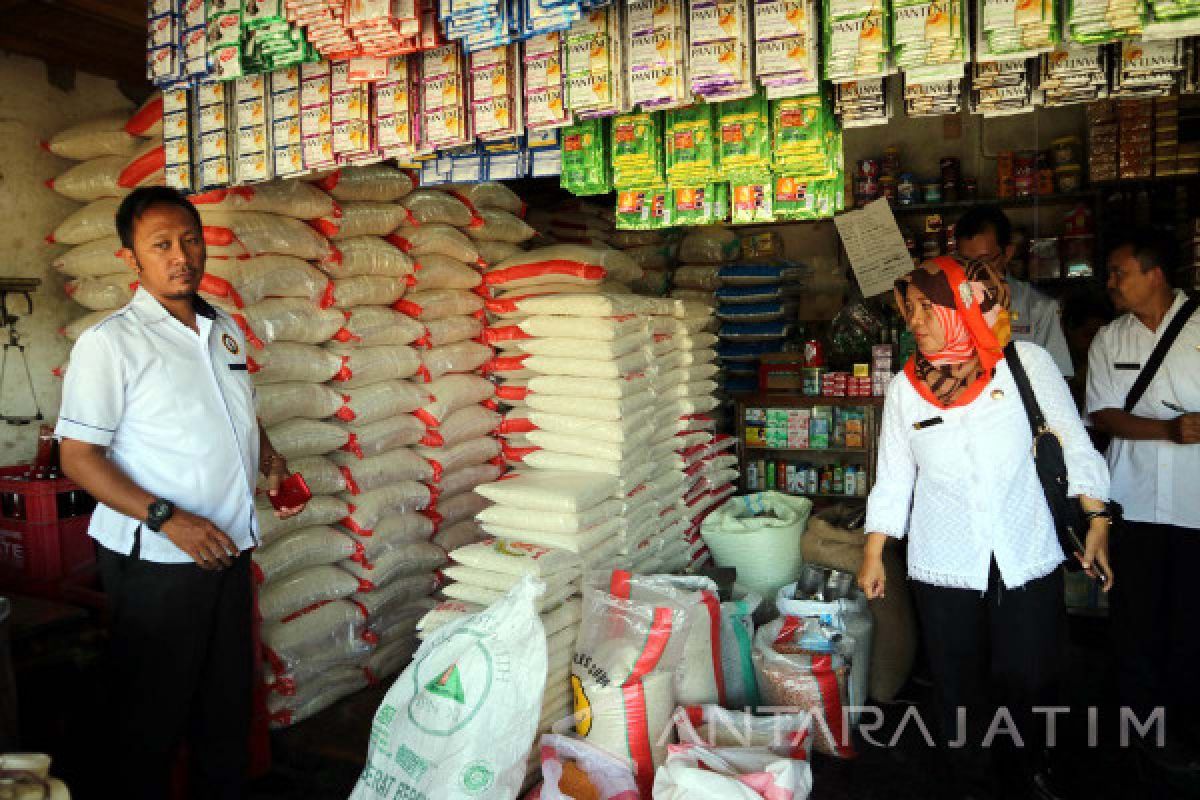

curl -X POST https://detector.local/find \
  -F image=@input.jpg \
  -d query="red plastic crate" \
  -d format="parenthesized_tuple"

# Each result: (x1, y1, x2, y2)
(0, 465, 89, 525)
(0, 516, 94, 583)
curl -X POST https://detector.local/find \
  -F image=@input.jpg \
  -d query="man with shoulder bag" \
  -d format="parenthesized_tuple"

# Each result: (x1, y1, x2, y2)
(1087, 230, 1200, 774)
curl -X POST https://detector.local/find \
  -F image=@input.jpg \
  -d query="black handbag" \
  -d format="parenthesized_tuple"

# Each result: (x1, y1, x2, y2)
(1004, 342, 1119, 577)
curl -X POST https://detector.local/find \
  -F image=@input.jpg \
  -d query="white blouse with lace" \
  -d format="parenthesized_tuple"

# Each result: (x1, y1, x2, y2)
(865, 341, 1110, 591)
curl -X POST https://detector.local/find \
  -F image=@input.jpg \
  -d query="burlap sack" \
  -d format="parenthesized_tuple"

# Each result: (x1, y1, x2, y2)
(800, 515, 916, 703)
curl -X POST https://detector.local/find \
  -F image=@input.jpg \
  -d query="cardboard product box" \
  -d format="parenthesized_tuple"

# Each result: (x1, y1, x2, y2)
(786, 409, 811, 449)
(766, 409, 790, 448)
(845, 413, 865, 448)
(809, 407, 832, 449)
(744, 407, 766, 447)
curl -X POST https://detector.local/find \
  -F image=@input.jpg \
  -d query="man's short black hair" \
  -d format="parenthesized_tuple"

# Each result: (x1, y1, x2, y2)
(1109, 228, 1178, 288)
(955, 204, 1013, 250)
(115, 187, 203, 250)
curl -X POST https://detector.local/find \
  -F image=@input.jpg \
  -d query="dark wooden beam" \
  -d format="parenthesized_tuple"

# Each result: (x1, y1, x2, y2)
(0, 3, 148, 86)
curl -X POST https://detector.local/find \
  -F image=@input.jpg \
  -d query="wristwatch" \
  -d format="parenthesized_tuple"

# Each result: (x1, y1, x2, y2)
(145, 499, 175, 533)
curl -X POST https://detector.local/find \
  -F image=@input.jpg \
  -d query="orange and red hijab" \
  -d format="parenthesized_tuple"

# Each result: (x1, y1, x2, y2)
(894, 255, 1012, 409)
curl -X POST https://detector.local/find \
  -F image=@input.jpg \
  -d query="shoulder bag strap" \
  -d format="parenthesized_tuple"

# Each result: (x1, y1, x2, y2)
(1124, 296, 1200, 413)
(1004, 342, 1048, 437)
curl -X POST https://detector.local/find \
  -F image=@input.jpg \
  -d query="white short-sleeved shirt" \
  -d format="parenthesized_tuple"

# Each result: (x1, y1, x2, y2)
(1085, 290, 1200, 530)
(866, 341, 1110, 591)
(1009, 278, 1074, 377)
(55, 288, 260, 563)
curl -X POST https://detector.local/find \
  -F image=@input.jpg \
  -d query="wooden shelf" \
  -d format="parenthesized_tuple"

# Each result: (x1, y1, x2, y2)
(748, 446, 869, 455)
(740, 393, 886, 408)
(885, 191, 1096, 215)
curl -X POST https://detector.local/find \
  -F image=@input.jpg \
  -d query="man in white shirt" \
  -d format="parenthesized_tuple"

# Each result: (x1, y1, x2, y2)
(956, 205, 1075, 377)
(56, 188, 306, 799)
(1087, 230, 1200, 768)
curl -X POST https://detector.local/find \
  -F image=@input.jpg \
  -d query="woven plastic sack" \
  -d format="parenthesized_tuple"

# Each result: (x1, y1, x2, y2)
(433, 520, 487, 552)
(485, 247, 640, 289)
(49, 197, 121, 245)
(311, 202, 408, 239)
(678, 228, 741, 264)
(47, 155, 129, 202)
(352, 514, 436, 561)
(387, 224, 480, 263)
(674, 265, 723, 291)
(395, 289, 483, 321)
(268, 667, 368, 728)
(335, 448, 433, 491)
(326, 344, 421, 388)
(400, 190, 476, 227)
(256, 382, 345, 426)
(415, 437, 501, 482)
(421, 406, 499, 449)
(422, 316, 483, 348)
(473, 472, 617, 515)
(412, 255, 482, 291)
(259, 564, 364, 621)
(124, 93, 163, 137)
(340, 482, 432, 536)
(334, 381, 430, 425)
(420, 342, 492, 382)
(335, 307, 425, 347)
(447, 182, 524, 215)
(117, 140, 166, 189)
(328, 276, 407, 308)
(441, 577, 574, 612)
(700, 493, 810, 601)
(512, 316, 646, 342)
(45, 112, 141, 160)
(342, 542, 447, 590)
(206, 255, 332, 308)
(348, 577, 547, 800)
(364, 634, 418, 682)
(414, 375, 495, 427)
(328, 236, 417, 279)
(235, 300, 346, 348)
(260, 599, 372, 678)
(257, 496, 350, 546)
(253, 526, 362, 585)
(671, 706, 811, 759)
(479, 499, 624, 535)
(189, 182, 336, 219)
(652, 743, 813, 800)
(338, 415, 426, 459)
(64, 275, 133, 311)
(474, 239, 522, 266)
(323, 164, 415, 202)
(52, 237, 127, 278)
(248, 343, 342, 384)
(199, 211, 336, 261)
(469, 209, 535, 243)
(512, 333, 649, 360)
(277, 456, 349, 496)
(268, 419, 353, 459)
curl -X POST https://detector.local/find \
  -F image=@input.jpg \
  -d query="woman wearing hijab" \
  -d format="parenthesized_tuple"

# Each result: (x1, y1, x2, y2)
(858, 256, 1112, 800)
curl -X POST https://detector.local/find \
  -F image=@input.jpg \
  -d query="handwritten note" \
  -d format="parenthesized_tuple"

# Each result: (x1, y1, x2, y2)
(834, 198, 915, 297)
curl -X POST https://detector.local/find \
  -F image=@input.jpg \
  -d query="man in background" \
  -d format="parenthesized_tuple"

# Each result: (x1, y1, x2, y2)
(956, 204, 1075, 377)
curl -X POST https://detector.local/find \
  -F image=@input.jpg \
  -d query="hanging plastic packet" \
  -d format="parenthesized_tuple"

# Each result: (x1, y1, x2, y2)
(971, 58, 1036, 116)
(754, 0, 822, 97)
(524, 32, 571, 130)
(903, 66, 967, 117)
(628, 0, 692, 109)
(671, 182, 729, 225)
(976, 0, 1061, 60)
(421, 43, 471, 150)
(823, 0, 892, 83)
(689, 0, 756, 100)
(330, 60, 375, 164)
(612, 111, 666, 188)
(666, 104, 720, 185)
(564, 7, 628, 117)
(194, 81, 232, 189)
(163, 87, 192, 191)
(376, 55, 417, 160)
(730, 173, 776, 224)
(560, 117, 612, 194)
(1066, 0, 1145, 43)
(299, 61, 336, 171)
(470, 45, 523, 141)
(233, 74, 273, 184)
(717, 92, 771, 177)
(206, 0, 243, 81)
(616, 186, 673, 229)
(834, 77, 892, 126)
(892, 0, 967, 71)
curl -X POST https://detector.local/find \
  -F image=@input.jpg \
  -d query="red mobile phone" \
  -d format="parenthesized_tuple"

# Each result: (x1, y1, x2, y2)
(270, 473, 312, 511)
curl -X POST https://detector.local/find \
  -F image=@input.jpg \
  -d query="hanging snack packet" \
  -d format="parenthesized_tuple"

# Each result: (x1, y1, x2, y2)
(612, 111, 666, 188)
(731, 173, 776, 224)
(560, 118, 612, 195)
(616, 186, 673, 230)
(717, 91, 771, 176)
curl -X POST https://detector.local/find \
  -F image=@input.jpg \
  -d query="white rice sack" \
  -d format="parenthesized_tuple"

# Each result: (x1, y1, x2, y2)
(524, 431, 646, 462)
(412, 255, 482, 291)
(484, 520, 621, 553)
(368, 600, 429, 642)
(394, 289, 483, 321)
(339, 415, 427, 458)
(524, 373, 652, 399)
(204, 256, 329, 308)
(526, 392, 655, 421)
(416, 600, 485, 634)
(259, 564, 363, 620)
(46, 112, 140, 160)
(354, 513, 436, 560)
(258, 495, 351, 545)
(325, 344, 421, 388)
(474, 239, 522, 266)
(387, 224, 479, 263)
(249, 342, 343, 384)
(340, 482, 432, 535)
(432, 519, 486, 552)
(354, 574, 439, 619)
(516, 449, 648, 477)
(415, 436, 500, 481)
(468, 209, 535, 243)
(419, 341, 492, 382)
(49, 197, 122, 245)
(53, 237, 128, 278)
(364, 633, 418, 681)
(335, 381, 430, 425)
(268, 419, 353, 459)
(334, 448, 433, 490)
(442, 565, 574, 594)
(484, 247, 641, 290)
(256, 382, 345, 426)
(198, 210, 336, 261)
(414, 375, 495, 427)
(260, 599, 370, 674)
(313, 202, 408, 239)
(441, 578, 574, 612)
(446, 181, 524, 215)
(399, 189, 475, 227)
(474, 472, 617, 514)
(329, 236, 417, 279)
(504, 351, 650, 380)
(64, 274, 134, 311)
(339, 307, 426, 347)
(189, 181, 336, 219)
(478, 499, 625, 534)
(276, 456, 349, 496)
(421, 315, 482, 348)
(342, 542, 447, 589)
(324, 164, 415, 202)
(48, 155, 129, 202)
(237, 299, 346, 347)
(512, 332, 650, 360)
(448, 538, 582, 578)
(253, 526, 362, 585)
(422, 406, 500, 449)
(515, 314, 646, 343)
(328, 276, 407, 308)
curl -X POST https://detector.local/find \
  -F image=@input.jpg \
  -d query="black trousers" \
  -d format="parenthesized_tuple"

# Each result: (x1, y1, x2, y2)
(912, 562, 1066, 787)
(97, 537, 254, 800)
(1111, 520, 1200, 745)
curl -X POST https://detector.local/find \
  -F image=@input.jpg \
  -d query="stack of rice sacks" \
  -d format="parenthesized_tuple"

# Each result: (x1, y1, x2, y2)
(613, 229, 681, 297)
(48, 96, 166, 357)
